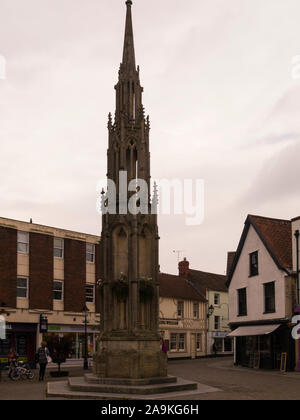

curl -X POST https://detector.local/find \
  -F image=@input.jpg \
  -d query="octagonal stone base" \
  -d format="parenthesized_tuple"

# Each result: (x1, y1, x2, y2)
(93, 338, 167, 379)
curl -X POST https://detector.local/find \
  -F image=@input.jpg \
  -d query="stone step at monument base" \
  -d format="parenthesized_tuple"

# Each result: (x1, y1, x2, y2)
(84, 373, 178, 386)
(46, 375, 220, 400)
(68, 376, 197, 395)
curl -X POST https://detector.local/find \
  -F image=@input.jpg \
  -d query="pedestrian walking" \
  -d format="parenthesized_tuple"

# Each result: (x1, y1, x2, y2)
(8, 348, 18, 379)
(212, 342, 217, 358)
(161, 339, 168, 355)
(36, 341, 51, 381)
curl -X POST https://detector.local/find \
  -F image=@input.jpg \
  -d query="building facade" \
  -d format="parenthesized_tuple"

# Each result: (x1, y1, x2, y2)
(178, 258, 232, 356)
(0, 217, 212, 364)
(159, 273, 207, 359)
(0, 217, 100, 365)
(227, 215, 296, 371)
(292, 216, 300, 371)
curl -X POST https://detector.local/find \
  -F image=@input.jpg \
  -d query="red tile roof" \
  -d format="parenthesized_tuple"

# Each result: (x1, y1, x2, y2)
(188, 269, 228, 295)
(227, 215, 293, 287)
(250, 215, 292, 271)
(159, 273, 207, 302)
(226, 252, 236, 277)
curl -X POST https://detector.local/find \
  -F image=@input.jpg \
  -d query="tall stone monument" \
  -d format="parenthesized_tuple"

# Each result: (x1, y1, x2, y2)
(94, 0, 167, 380)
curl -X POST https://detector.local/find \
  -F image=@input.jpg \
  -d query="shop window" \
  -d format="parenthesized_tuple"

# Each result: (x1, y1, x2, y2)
(264, 282, 275, 313)
(196, 333, 202, 351)
(177, 301, 184, 318)
(224, 337, 232, 352)
(54, 238, 64, 259)
(193, 303, 199, 319)
(249, 251, 259, 277)
(170, 333, 186, 351)
(170, 333, 177, 350)
(238, 288, 247, 316)
(178, 334, 185, 350)
(215, 338, 223, 352)
(86, 284, 95, 303)
(214, 315, 220, 330)
(17, 277, 28, 298)
(214, 293, 220, 305)
(86, 243, 95, 263)
(53, 281, 63, 301)
(17, 231, 29, 254)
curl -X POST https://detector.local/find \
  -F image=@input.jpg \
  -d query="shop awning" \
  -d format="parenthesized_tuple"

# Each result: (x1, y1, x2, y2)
(228, 324, 280, 337)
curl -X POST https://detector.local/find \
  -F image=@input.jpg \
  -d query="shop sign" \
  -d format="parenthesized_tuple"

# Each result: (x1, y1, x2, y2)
(213, 332, 228, 338)
(48, 325, 61, 331)
(48, 325, 97, 334)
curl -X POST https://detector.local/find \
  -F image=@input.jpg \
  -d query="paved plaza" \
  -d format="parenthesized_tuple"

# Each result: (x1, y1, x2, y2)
(0, 358, 300, 400)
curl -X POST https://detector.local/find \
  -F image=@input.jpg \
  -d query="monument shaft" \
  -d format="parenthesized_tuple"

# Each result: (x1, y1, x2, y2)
(94, 0, 167, 379)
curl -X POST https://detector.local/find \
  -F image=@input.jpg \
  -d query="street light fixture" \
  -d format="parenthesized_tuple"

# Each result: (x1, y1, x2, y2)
(82, 304, 90, 370)
(207, 305, 214, 318)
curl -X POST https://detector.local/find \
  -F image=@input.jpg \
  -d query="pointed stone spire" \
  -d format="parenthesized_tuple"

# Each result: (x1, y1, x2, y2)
(122, 0, 136, 72)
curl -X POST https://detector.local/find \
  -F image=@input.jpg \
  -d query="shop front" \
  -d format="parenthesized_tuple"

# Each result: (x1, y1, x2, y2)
(43, 325, 99, 360)
(229, 323, 295, 371)
(0, 323, 37, 367)
(213, 332, 233, 354)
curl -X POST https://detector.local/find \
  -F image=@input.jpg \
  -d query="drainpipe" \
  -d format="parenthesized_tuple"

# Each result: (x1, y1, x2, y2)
(295, 230, 299, 305)
(294, 230, 300, 372)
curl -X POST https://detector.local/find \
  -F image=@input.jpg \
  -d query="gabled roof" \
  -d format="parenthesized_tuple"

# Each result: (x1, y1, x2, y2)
(188, 269, 228, 295)
(226, 252, 236, 277)
(159, 273, 207, 302)
(226, 215, 292, 287)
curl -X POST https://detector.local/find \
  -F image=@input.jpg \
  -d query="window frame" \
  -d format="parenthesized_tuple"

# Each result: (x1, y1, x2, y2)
(177, 301, 184, 319)
(170, 332, 186, 352)
(86, 284, 95, 304)
(249, 251, 259, 277)
(54, 238, 64, 259)
(214, 293, 220, 306)
(53, 280, 64, 301)
(17, 277, 29, 299)
(214, 315, 220, 330)
(86, 243, 96, 263)
(17, 231, 29, 254)
(193, 302, 199, 319)
(264, 281, 276, 314)
(238, 288, 247, 317)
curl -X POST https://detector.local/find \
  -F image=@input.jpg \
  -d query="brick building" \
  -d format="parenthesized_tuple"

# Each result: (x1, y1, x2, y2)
(0, 217, 100, 365)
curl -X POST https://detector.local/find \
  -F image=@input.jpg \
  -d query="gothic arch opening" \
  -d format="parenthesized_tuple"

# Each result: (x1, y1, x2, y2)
(139, 226, 152, 279)
(112, 226, 128, 280)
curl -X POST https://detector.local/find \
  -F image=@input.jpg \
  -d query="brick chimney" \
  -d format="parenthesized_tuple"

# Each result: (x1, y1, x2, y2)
(179, 258, 189, 279)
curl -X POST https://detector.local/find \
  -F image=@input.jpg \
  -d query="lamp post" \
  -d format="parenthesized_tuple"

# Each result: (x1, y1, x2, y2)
(0, 302, 6, 382)
(206, 305, 214, 356)
(82, 304, 89, 370)
(295, 230, 299, 305)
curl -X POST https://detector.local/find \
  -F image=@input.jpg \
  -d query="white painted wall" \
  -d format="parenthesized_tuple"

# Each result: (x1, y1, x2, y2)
(229, 225, 287, 324)
(292, 219, 300, 273)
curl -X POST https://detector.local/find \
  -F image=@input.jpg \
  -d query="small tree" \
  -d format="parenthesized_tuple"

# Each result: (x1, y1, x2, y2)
(45, 335, 71, 375)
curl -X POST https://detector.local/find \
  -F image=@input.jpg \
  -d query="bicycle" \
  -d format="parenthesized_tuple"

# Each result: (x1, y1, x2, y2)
(9, 360, 34, 381)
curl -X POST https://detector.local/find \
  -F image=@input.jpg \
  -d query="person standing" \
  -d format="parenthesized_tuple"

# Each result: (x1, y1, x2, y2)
(36, 341, 50, 381)
(212, 342, 217, 358)
(161, 339, 168, 355)
(8, 348, 18, 379)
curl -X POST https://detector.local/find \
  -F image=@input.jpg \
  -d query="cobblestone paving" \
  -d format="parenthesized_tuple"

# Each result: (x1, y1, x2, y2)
(0, 358, 300, 400)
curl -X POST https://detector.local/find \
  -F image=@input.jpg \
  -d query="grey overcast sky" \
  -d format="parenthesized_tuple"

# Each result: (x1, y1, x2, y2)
(0, 0, 300, 275)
